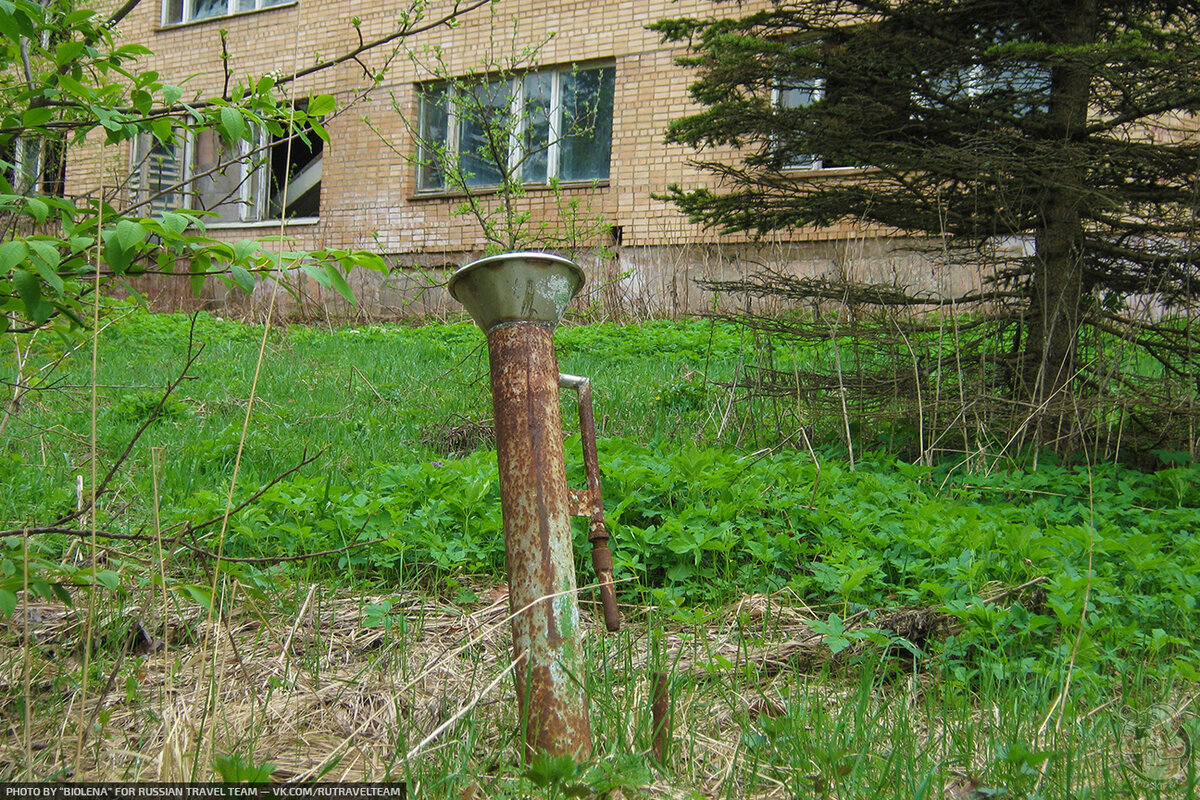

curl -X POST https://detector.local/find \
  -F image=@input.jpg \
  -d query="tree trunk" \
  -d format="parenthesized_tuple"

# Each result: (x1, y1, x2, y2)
(1021, 0, 1096, 448)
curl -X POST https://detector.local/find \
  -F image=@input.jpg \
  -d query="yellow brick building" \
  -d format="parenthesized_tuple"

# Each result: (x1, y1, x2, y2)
(70, 0, 936, 318)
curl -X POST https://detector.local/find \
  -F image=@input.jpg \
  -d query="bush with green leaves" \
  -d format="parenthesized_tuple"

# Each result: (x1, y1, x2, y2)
(177, 434, 1200, 689)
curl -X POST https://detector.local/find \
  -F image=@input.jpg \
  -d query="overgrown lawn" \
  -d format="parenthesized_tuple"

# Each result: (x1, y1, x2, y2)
(1, 307, 1196, 796)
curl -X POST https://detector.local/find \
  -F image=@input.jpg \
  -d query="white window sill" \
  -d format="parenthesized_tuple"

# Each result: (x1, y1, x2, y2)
(411, 179, 610, 201)
(781, 165, 868, 176)
(204, 216, 320, 230)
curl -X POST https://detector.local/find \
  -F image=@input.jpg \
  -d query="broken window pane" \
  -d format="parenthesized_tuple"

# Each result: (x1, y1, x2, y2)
(267, 124, 322, 219)
(162, 0, 184, 24)
(192, 0, 227, 21)
(163, 0, 290, 25)
(4, 136, 67, 197)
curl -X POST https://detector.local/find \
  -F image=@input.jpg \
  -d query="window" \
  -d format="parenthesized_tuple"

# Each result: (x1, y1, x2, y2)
(132, 122, 322, 223)
(2, 136, 66, 196)
(416, 63, 614, 193)
(262, 123, 322, 219)
(161, 0, 290, 26)
(917, 63, 1050, 117)
(773, 79, 852, 171)
(132, 135, 186, 214)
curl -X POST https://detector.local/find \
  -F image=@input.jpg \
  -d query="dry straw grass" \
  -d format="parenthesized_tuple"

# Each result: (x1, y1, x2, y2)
(2, 580, 1189, 797)
(0, 584, 883, 786)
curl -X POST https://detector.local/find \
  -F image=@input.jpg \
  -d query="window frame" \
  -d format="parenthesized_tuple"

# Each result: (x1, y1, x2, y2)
(4, 135, 67, 197)
(917, 62, 1051, 113)
(160, 0, 294, 28)
(772, 77, 859, 173)
(131, 122, 322, 225)
(131, 132, 190, 215)
(772, 78, 830, 172)
(415, 62, 614, 195)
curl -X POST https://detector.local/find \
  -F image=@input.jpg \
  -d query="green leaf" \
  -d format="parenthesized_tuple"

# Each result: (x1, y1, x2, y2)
(2, 2, 36, 38)
(49, 582, 70, 604)
(233, 239, 258, 261)
(307, 94, 336, 117)
(0, 589, 15, 618)
(29, 246, 63, 295)
(24, 197, 48, 224)
(190, 253, 211, 294)
(64, 8, 97, 25)
(162, 84, 183, 105)
(350, 250, 388, 272)
(150, 116, 174, 143)
(113, 43, 153, 57)
(524, 751, 583, 788)
(219, 106, 246, 143)
(55, 73, 88, 100)
(300, 261, 331, 288)
(27, 239, 60, 269)
(131, 88, 153, 116)
(93, 569, 120, 591)
(179, 584, 213, 611)
(103, 235, 131, 274)
(115, 219, 148, 251)
(13, 268, 39, 305)
(12, 268, 51, 323)
(229, 263, 254, 293)
(159, 212, 190, 236)
(0, 240, 28, 274)
(1173, 658, 1200, 682)
(213, 754, 275, 783)
(323, 262, 356, 305)
(54, 40, 86, 67)
(21, 106, 54, 128)
(307, 118, 329, 142)
(92, 105, 129, 134)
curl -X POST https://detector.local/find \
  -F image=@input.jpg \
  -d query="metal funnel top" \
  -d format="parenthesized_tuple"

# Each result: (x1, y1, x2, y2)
(448, 252, 585, 332)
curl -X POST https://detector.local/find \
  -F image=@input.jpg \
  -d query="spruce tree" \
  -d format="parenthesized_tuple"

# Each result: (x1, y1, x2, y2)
(655, 1, 1200, 447)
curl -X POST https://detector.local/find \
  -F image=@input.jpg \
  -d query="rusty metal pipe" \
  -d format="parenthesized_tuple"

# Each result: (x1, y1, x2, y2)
(448, 252, 594, 761)
(559, 373, 620, 633)
(488, 324, 591, 759)
(651, 670, 671, 763)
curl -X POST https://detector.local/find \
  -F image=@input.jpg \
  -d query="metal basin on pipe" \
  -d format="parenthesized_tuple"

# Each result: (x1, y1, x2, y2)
(448, 252, 585, 332)
(449, 251, 592, 760)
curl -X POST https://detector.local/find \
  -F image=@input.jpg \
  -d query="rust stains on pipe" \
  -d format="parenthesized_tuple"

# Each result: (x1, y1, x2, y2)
(489, 323, 592, 760)
(559, 373, 620, 632)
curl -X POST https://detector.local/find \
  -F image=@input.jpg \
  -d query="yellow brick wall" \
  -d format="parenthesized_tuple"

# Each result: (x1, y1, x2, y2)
(66, 0, 878, 260)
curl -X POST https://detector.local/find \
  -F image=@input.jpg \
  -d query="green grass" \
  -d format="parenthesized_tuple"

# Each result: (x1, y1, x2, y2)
(0, 306, 1197, 795)
(2, 309, 747, 513)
